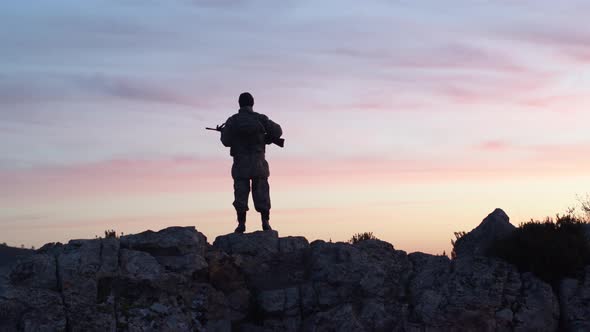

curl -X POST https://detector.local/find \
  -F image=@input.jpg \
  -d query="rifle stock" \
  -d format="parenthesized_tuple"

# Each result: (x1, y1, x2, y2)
(273, 137, 285, 148)
(265, 136, 285, 148)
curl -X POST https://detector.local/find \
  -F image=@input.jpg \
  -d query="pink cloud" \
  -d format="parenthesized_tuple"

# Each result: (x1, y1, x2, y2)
(0, 157, 231, 201)
(3, 145, 590, 205)
(476, 140, 512, 151)
(522, 93, 590, 112)
(527, 143, 590, 161)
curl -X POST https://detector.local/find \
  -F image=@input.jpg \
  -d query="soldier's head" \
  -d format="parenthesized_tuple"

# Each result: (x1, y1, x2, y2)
(238, 92, 254, 107)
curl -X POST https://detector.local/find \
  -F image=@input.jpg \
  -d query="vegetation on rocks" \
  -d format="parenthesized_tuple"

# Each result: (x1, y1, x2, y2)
(489, 214, 590, 286)
(348, 232, 377, 244)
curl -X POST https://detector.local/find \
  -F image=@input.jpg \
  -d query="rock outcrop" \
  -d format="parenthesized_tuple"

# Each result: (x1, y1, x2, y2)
(559, 266, 590, 331)
(453, 208, 515, 258)
(0, 210, 586, 331)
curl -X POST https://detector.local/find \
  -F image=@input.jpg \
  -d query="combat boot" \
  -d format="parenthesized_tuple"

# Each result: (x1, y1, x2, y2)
(261, 211, 272, 231)
(235, 211, 246, 233)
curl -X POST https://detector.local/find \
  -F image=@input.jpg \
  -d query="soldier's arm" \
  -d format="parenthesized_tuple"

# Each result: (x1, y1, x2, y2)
(260, 114, 282, 139)
(220, 117, 233, 147)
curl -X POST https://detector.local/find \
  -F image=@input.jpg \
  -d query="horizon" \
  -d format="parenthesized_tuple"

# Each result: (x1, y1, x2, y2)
(1, 1, 590, 254)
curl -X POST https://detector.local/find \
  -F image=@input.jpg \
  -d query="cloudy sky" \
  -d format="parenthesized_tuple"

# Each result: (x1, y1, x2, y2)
(1, 0, 590, 253)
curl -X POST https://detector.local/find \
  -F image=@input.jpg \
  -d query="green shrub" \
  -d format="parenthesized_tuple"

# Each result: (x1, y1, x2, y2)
(348, 232, 377, 244)
(489, 214, 590, 286)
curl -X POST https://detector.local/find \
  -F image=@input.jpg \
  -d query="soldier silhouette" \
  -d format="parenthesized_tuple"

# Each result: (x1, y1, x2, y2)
(219, 92, 283, 233)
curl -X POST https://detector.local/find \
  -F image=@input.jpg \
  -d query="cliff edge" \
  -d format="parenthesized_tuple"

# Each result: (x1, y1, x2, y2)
(1, 209, 589, 331)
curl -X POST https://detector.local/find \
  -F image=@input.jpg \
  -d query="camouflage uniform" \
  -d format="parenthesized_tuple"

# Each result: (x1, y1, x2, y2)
(220, 106, 282, 221)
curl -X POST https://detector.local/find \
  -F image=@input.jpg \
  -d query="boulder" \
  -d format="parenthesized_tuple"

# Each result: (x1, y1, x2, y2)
(279, 236, 309, 253)
(453, 208, 515, 258)
(120, 249, 163, 281)
(212, 231, 282, 288)
(121, 226, 208, 275)
(213, 230, 279, 257)
(257, 287, 299, 315)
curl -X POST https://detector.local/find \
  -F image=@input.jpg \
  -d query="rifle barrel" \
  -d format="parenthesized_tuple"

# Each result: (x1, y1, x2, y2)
(205, 127, 219, 131)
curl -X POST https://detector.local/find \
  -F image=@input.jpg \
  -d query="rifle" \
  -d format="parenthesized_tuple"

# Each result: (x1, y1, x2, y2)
(205, 124, 226, 131)
(206, 124, 285, 148)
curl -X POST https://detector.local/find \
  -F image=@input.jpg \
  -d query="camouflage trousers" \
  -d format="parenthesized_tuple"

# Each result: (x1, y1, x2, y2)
(233, 178, 271, 215)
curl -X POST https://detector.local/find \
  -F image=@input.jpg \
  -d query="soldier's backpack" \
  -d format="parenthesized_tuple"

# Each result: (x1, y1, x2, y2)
(234, 112, 266, 145)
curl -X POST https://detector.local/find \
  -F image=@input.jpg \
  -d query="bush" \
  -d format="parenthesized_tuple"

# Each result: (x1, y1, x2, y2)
(104, 229, 118, 239)
(569, 194, 590, 222)
(348, 232, 377, 244)
(489, 214, 590, 286)
(450, 231, 467, 259)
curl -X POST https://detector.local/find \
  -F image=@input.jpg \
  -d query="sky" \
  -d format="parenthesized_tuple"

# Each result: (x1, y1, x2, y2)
(1, 0, 590, 254)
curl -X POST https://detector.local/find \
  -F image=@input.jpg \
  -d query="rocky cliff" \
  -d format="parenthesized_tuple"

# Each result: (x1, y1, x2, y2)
(1, 209, 589, 331)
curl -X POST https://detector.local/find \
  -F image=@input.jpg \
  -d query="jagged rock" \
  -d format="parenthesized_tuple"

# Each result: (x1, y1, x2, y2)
(58, 238, 116, 331)
(406, 254, 558, 332)
(226, 288, 250, 320)
(258, 287, 299, 315)
(0, 288, 66, 332)
(121, 226, 208, 275)
(309, 239, 410, 299)
(126, 305, 194, 332)
(213, 230, 287, 290)
(358, 299, 393, 331)
(9, 253, 57, 290)
(120, 249, 163, 281)
(0, 211, 583, 331)
(206, 250, 247, 292)
(406, 252, 452, 325)
(0, 267, 9, 298)
(258, 288, 287, 314)
(279, 236, 309, 253)
(559, 266, 590, 331)
(261, 316, 302, 332)
(213, 230, 279, 256)
(453, 208, 515, 258)
(100, 237, 120, 275)
(303, 304, 364, 331)
(205, 319, 231, 332)
(513, 272, 559, 331)
(121, 226, 207, 255)
(0, 244, 66, 331)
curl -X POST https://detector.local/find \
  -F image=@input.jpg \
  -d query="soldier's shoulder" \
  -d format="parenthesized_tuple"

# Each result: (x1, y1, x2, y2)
(253, 112, 269, 121)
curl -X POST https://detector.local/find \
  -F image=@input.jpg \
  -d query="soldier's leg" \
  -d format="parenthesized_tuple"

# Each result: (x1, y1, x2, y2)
(252, 177, 272, 230)
(233, 179, 250, 232)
